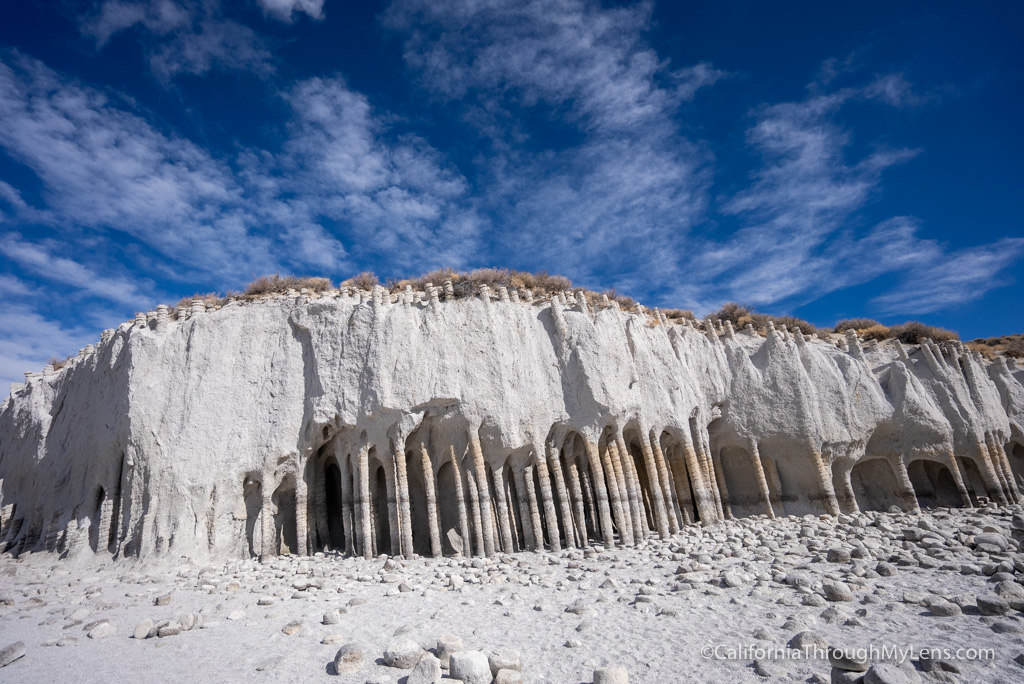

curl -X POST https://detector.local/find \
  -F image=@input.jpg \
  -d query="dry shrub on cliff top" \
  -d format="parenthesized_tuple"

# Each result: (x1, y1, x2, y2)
(887, 321, 959, 344)
(708, 303, 817, 336)
(834, 318, 883, 332)
(968, 334, 1024, 358)
(245, 274, 331, 296)
(174, 292, 231, 311)
(47, 356, 71, 370)
(391, 268, 573, 299)
(661, 308, 697, 321)
(341, 272, 379, 290)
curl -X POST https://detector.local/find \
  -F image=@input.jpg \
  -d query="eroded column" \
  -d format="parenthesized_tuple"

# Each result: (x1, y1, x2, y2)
(889, 457, 922, 515)
(547, 443, 577, 548)
(523, 464, 545, 550)
(612, 434, 642, 542)
(603, 439, 633, 544)
(394, 446, 414, 558)
(420, 444, 442, 557)
(649, 432, 680, 533)
(584, 440, 616, 548)
(468, 431, 496, 557)
(747, 441, 776, 519)
(492, 464, 515, 553)
(513, 464, 538, 550)
(535, 451, 562, 552)
(638, 430, 670, 538)
(358, 444, 372, 559)
(448, 446, 472, 556)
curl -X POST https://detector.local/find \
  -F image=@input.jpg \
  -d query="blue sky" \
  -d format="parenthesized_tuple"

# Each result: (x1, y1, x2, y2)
(0, 0, 1021, 387)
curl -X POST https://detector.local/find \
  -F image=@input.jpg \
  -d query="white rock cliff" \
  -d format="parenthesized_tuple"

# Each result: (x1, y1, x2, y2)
(1, 283, 1022, 563)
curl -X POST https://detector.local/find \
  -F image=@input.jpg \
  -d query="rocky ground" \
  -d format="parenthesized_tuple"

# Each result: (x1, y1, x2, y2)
(2, 506, 1024, 683)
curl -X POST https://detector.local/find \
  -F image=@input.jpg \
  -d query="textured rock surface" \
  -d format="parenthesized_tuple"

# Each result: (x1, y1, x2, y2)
(0, 286, 1022, 562)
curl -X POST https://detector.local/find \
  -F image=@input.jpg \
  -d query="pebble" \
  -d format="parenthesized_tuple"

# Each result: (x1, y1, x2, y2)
(494, 669, 524, 684)
(227, 610, 245, 620)
(437, 634, 464, 669)
(322, 634, 345, 645)
(863, 662, 911, 684)
(88, 622, 116, 639)
(134, 618, 154, 639)
(788, 631, 827, 652)
(0, 642, 26, 667)
(282, 620, 304, 636)
(255, 656, 286, 672)
(925, 598, 961, 617)
(828, 646, 869, 672)
(593, 665, 629, 683)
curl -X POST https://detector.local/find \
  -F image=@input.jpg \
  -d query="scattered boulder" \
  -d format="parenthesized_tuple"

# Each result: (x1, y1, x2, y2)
(437, 634, 465, 669)
(134, 619, 154, 640)
(823, 580, 854, 602)
(450, 650, 492, 684)
(488, 648, 522, 675)
(332, 644, 365, 675)
(407, 653, 442, 684)
(593, 665, 629, 683)
(383, 639, 424, 669)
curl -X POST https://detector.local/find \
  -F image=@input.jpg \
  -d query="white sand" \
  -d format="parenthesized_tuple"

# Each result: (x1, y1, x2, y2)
(2, 506, 1023, 683)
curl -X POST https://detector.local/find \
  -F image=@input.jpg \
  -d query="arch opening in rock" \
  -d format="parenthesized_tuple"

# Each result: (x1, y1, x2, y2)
(272, 476, 298, 555)
(850, 458, 904, 512)
(720, 446, 762, 518)
(907, 459, 963, 509)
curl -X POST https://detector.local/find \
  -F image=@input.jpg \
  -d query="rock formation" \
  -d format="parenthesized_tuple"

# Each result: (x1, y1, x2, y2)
(1, 281, 1022, 562)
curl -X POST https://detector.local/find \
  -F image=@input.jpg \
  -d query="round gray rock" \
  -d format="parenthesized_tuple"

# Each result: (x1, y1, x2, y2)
(332, 644, 365, 675)
(864, 662, 911, 684)
(450, 650, 492, 684)
(594, 665, 629, 683)
(383, 639, 424, 669)
(407, 653, 442, 684)
(0, 642, 26, 668)
(489, 647, 523, 675)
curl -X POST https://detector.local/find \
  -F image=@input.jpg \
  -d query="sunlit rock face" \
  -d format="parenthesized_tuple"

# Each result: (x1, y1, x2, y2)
(1, 283, 1022, 563)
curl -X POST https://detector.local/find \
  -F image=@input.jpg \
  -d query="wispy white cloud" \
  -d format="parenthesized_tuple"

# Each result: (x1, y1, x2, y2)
(80, 0, 273, 80)
(0, 234, 150, 307)
(0, 302, 104, 390)
(256, 0, 324, 23)
(870, 237, 1024, 314)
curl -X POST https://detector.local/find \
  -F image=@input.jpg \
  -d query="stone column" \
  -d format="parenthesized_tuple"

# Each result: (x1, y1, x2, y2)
(420, 444, 442, 557)
(383, 456, 401, 556)
(523, 464, 545, 550)
(944, 450, 973, 508)
(468, 431, 496, 557)
(638, 430, 670, 538)
(747, 441, 776, 519)
(578, 464, 598, 542)
(394, 445, 414, 558)
(680, 430, 718, 523)
(584, 440, 616, 548)
(358, 444, 372, 559)
(833, 462, 859, 514)
(668, 444, 694, 525)
(261, 485, 274, 558)
(696, 427, 725, 520)
(465, 466, 485, 557)
(295, 472, 308, 556)
(995, 440, 1020, 502)
(762, 456, 786, 517)
(314, 460, 330, 551)
(709, 449, 732, 520)
(97, 495, 114, 554)
(448, 446, 472, 556)
(889, 458, 922, 514)
(987, 435, 1019, 504)
(602, 439, 632, 544)
(612, 434, 643, 541)
(975, 437, 1008, 505)
(492, 464, 515, 553)
(547, 443, 577, 548)
(811, 450, 841, 516)
(649, 432, 680, 533)
(340, 456, 355, 556)
(512, 464, 537, 550)
(535, 451, 562, 552)
(564, 453, 589, 544)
